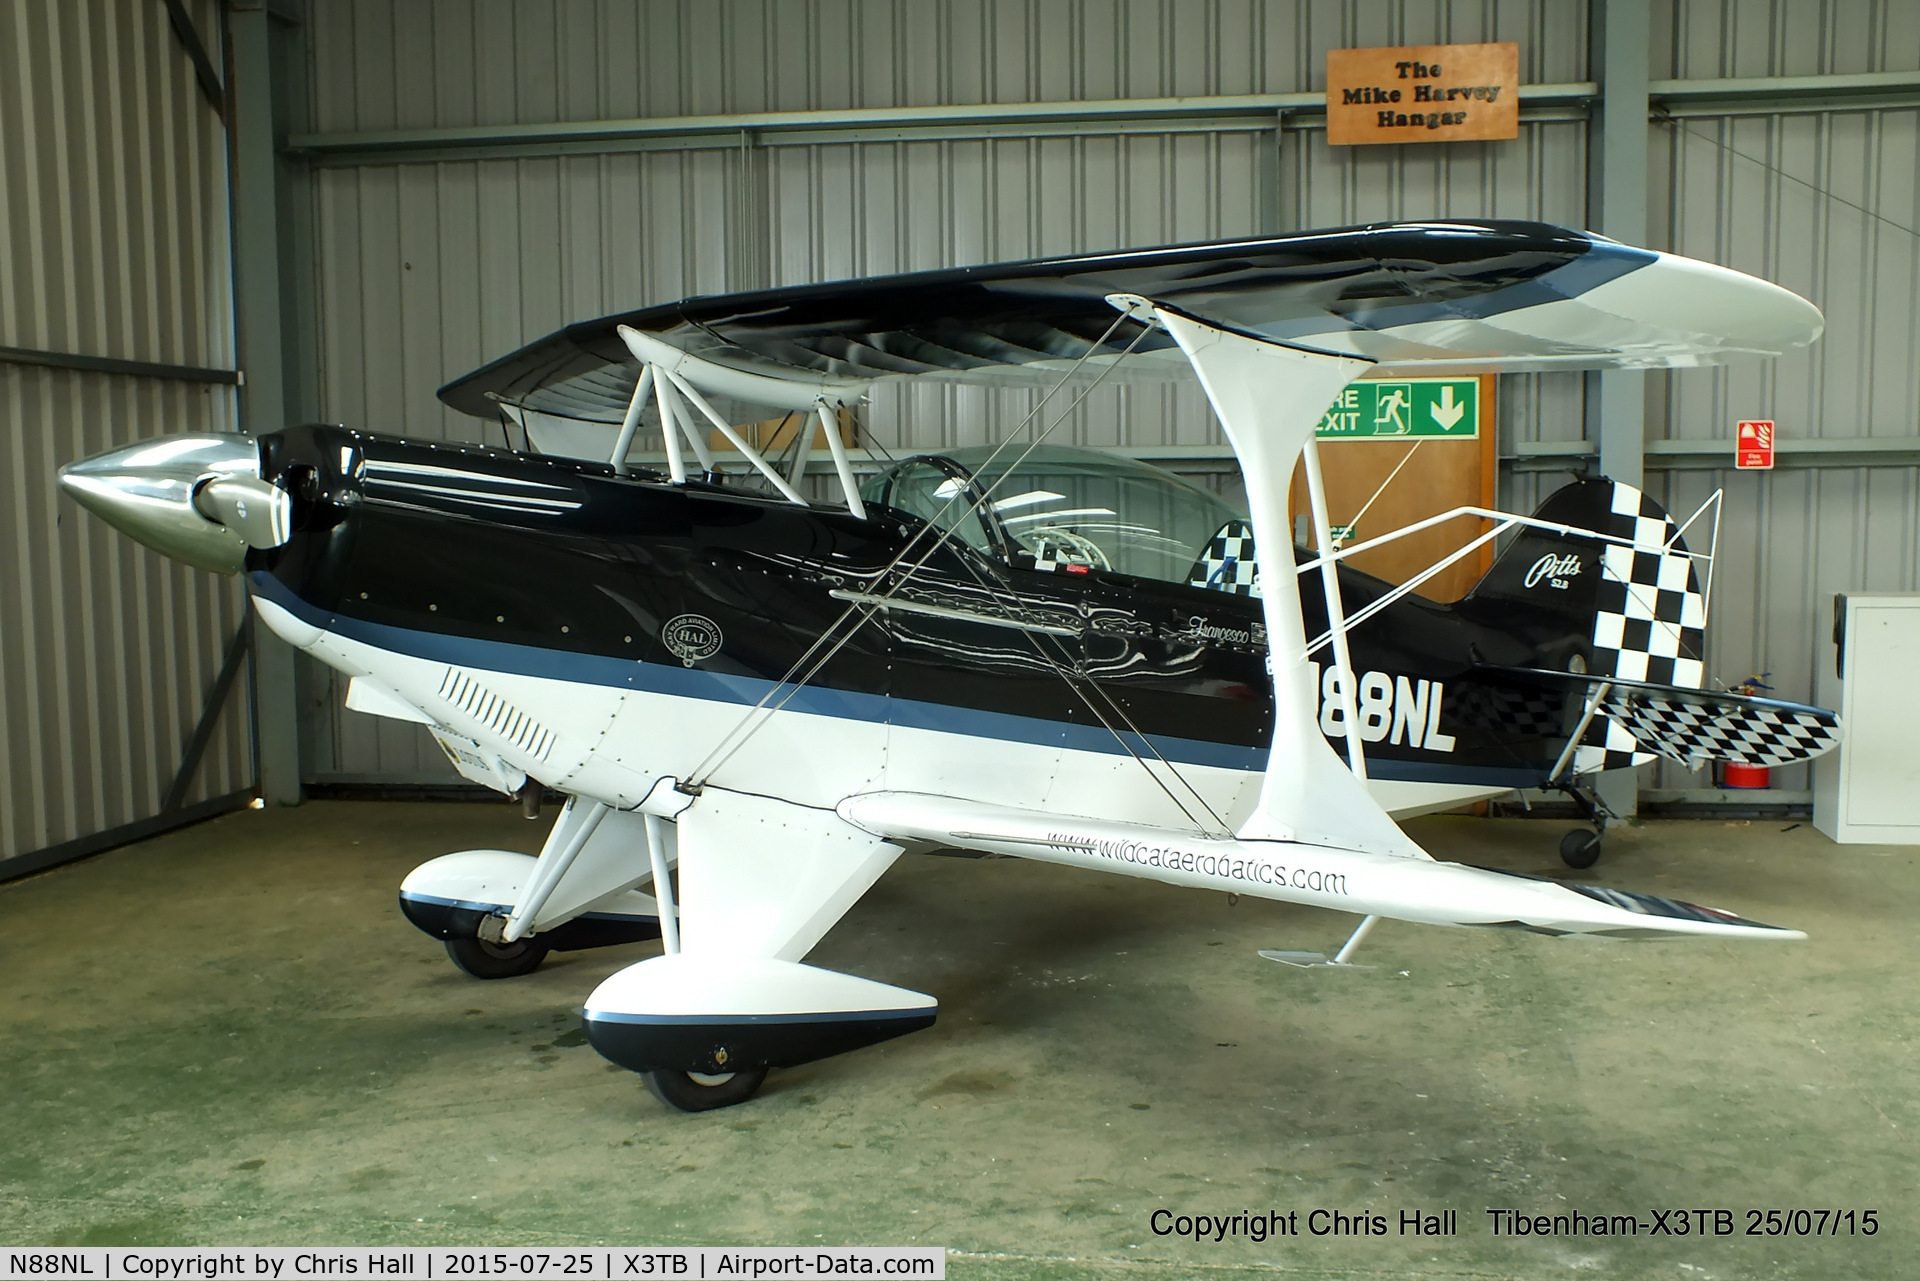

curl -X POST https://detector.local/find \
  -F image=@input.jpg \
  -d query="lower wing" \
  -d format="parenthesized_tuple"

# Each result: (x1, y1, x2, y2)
(837, 791, 1803, 942)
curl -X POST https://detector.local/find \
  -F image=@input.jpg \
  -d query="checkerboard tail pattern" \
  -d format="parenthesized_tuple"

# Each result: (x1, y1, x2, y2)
(1572, 482, 1710, 774)
(1596, 686, 1840, 769)
(1188, 520, 1263, 598)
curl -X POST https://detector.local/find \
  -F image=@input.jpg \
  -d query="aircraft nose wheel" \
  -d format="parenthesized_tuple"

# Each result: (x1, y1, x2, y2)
(644, 1067, 770, 1112)
(445, 935, 550, 979)
(1559, 828, 1603, 869)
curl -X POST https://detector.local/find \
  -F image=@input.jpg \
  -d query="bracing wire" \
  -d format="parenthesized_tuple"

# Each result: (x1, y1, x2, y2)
(1340, 440, 1423, 547)
(934, 539, 1235, 837)
(685, 318, 1150, 789)
(1665, 115, 1920, 243)
(683, 310, 1147, 788)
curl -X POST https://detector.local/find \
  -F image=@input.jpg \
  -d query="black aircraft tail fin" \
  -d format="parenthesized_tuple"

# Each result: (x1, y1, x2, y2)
(1464, 477, 1711, 774)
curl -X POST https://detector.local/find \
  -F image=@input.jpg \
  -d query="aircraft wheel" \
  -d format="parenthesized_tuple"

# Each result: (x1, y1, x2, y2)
(445, 935, 550, 979)
(1559, 829, 1603, 869)
(644, 1067, 769, 1112)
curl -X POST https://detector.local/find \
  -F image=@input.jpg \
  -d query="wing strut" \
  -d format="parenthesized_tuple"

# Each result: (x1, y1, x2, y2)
(1145, 304, 1426, 860)
(1300, 436, 1368, 780)
(609, 365, 655, 475)
(660, 366, 808, 505)
(653, 355, 690, 481)
(618, 324, 875, 511)
(815, 403, 867, 520)
(644, 812, 681, 954)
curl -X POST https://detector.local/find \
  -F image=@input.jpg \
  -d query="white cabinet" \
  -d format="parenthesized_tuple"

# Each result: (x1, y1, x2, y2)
(1814, 593, 1920, 844)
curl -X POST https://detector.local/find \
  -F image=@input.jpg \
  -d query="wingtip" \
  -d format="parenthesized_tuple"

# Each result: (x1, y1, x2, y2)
(1468, 866, 1806, 941)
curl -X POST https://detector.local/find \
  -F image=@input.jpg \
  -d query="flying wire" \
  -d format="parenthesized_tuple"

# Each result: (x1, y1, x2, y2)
(1340, 440, 1423, 548)
(934, 537, 1235, 837)
(685, 316, 1149, 789)
(1664, 115, 1920, 243)
(683, 309, 1146, 788)
(845, 319, 1237, 836)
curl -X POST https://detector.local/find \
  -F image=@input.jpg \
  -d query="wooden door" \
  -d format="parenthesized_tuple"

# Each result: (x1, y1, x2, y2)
(1288, 374, 1497, 602)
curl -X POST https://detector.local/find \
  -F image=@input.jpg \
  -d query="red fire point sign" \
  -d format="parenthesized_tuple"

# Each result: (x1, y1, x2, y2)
(1736, 419, 1775, 469)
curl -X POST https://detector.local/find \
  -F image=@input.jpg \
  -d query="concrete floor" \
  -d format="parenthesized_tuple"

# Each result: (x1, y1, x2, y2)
(0, 801, 1912, 1279)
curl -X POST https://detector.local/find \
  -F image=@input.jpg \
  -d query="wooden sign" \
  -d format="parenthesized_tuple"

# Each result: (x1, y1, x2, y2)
(1736, 419, 1775, 469)
(1326, 42, 1520, 146)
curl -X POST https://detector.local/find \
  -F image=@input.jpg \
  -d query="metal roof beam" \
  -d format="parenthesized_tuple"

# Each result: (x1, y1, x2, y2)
(1507, 436, 1920, 472)
(0, 343, 241, 384)
(284, 84, 1597, 166)
(1652, 69, 1920, 117)
(281, 70, 1920, 168)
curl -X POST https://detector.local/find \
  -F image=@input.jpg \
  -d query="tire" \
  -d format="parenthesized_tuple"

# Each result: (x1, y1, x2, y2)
(445, 935, 550, 979)
(644, 1067, 769, 1112)
(1559, 829, 1603, 870)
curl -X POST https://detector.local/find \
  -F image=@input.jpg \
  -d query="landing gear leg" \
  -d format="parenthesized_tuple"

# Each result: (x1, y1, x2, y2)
(1555, 782, 1612, 869)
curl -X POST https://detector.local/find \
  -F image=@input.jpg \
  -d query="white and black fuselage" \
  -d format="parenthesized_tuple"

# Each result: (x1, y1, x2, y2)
(252, 423, 1591, 828)
(58, 222, 1834, 1104)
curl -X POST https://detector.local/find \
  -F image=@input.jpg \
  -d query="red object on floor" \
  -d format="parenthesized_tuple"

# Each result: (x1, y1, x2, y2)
(1721, 762, 1771, 789)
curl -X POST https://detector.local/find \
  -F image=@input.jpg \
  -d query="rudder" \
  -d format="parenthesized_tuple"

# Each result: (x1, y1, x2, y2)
(1466, 477, 1711, 774)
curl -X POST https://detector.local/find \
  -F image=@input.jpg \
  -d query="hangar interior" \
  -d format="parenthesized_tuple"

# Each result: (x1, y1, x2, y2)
(2, 1, 1916, 1276)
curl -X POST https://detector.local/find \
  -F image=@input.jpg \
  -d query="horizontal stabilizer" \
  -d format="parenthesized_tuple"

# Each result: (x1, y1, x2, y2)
(1497, 668, 1841, 768)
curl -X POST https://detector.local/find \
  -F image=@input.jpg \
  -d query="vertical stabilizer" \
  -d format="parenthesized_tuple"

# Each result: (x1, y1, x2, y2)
(1463, 477, 1712, 773)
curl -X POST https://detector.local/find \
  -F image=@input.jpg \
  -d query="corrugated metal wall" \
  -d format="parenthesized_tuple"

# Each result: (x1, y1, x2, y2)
(1641, 0, 1920, 788)
(0, 0, 251, 865)
(293, 0, 1594, 783)
(1657, 0, 1920, 78)
(292, 0, 1920, 795)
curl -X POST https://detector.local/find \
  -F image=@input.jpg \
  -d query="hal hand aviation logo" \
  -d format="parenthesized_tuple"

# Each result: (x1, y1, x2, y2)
(661, 614, 724, 666)
(1524, 553, 1582, 591)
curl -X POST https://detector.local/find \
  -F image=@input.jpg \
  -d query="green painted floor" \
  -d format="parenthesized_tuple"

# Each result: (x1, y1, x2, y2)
(0, 801, 1912, 1279)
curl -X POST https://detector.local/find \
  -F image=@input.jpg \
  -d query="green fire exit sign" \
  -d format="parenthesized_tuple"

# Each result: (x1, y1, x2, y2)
(1318, 378, 1480, 439)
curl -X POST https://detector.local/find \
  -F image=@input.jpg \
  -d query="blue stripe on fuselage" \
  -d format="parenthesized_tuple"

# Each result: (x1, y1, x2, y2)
(250, 571, 1270, 771)
(253, 572, 1539, 787)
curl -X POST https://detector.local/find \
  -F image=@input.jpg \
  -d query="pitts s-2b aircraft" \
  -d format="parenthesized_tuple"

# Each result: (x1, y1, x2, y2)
(62, 221, 1842, 1110)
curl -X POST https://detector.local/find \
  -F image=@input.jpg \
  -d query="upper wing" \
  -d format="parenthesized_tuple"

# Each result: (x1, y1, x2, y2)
(437, 220, 1823, 421)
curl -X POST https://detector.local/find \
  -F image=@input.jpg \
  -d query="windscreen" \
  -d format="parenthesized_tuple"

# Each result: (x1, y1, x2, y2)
(868, 444, 1246, 585)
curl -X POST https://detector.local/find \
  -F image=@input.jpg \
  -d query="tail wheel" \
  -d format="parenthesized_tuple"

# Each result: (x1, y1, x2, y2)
(445, 935, 550, 979)
(1559, 829, 1602, 869)
(644, 1067, 769, 1112)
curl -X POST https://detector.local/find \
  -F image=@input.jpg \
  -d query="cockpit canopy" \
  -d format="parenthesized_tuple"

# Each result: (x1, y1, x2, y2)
(861, 444, 1246, 587)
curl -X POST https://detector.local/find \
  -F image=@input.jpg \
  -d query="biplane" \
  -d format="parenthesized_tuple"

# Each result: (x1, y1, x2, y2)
(61, 220, 1840, 1110)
